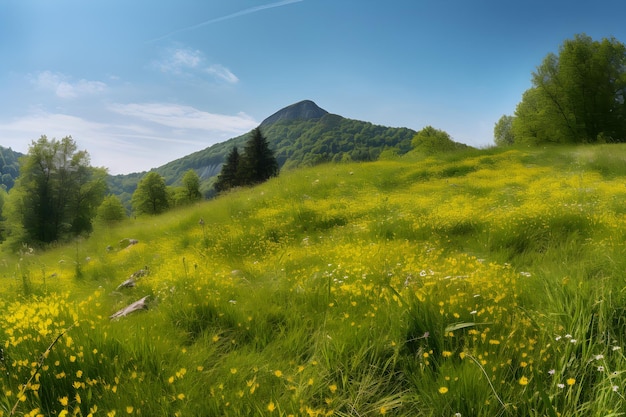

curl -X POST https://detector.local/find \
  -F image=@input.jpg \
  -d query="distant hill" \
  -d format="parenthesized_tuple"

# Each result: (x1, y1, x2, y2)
(0, 146, 23, 191)
(108, 100, 418, 200)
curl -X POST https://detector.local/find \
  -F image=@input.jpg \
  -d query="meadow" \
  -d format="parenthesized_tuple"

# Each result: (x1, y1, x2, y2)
(2, 144, 626, 416)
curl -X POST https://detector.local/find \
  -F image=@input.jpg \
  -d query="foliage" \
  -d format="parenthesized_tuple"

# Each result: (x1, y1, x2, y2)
(97, 195, 127, 223)
(181, 170, 202, 203)
(4, 136, 106, 247)
(411, 125, 467, 154)
(0, 146, 22, 191)
(494, 115, 515, 146)
(215, 129, 279, 193)
(239, 128, 279, 186)
(131, 172, 170, 216)
(513, 34, 626, 144)
(106, 172, 144, 212)
(169, 170, 203, 208)
(214, 147, 241, 193)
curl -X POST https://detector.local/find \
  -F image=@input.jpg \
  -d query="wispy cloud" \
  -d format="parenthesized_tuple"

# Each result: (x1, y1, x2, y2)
(0, 104, 258, 174)
(33, 71, 107, 99)
(155, 48, 203, 74)
(109, 102, 257, 132)
(154, 47, 239, 84)
(150, 0, 304, 42)
(206, 64, 239, 84)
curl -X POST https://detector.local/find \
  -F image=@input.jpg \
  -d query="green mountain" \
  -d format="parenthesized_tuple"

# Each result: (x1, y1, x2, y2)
(108, 100, 417, 199)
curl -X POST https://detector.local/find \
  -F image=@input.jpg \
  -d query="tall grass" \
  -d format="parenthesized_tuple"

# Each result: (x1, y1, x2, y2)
(2, 145, 626, 416)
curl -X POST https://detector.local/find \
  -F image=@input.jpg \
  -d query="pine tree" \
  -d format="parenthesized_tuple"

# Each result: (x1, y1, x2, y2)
(214, 146, 241, 193)
(239, 128, 279, 185)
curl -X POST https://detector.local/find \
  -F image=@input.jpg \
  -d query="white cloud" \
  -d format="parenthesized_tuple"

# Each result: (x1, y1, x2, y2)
(154, 47, 239, 84)
(206, 64, 239, 84)
(0, 104, 258, 174)
(34, 71, 107, 99)
(156, 48, 203, 74)
(109, 102, 256, 133)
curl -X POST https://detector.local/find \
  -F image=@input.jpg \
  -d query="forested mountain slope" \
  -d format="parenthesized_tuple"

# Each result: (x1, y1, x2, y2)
(107, 100, 417, 197)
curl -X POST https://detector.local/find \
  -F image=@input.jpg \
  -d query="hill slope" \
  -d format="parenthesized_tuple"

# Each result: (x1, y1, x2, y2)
(3, 145, 626, 415)
(108, 100, 418, 198)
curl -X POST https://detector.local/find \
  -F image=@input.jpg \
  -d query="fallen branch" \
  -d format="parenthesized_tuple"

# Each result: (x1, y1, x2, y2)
(115, 266, 149, 290)
(110, 296, 150, 320)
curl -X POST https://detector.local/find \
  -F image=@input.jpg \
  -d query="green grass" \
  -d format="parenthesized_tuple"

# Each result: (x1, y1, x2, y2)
(3, 144, 626, 416)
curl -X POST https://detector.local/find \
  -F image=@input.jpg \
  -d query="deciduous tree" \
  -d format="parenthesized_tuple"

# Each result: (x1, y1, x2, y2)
(513, 34, 626, 144)
(494, 115, 516, 146)
(131, 172, 170, 215)
(97, 195, 126, 223)
(5, 135, 106, 245)
(181, 169, 202, 202)
(411, 126, 459, 154)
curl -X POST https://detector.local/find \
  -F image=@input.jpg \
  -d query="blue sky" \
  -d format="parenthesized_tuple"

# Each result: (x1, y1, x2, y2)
(1, 0, 625, 174)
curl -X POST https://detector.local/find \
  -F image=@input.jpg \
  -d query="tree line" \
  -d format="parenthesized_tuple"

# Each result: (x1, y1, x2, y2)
(0, 127, 279, 250)
(495, 34, 626, 146)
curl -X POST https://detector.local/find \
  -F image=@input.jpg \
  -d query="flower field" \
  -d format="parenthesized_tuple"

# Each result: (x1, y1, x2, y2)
(2, 144, 626, 416)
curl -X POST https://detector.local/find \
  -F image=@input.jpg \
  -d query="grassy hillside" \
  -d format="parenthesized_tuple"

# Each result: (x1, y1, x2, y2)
(107, 109, 417, 203)
(3, 144, 626, 416)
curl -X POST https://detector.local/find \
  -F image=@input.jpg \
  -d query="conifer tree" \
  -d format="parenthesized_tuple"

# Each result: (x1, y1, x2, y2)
(239, 127, 279, 185)
(214, 146, 241, 192)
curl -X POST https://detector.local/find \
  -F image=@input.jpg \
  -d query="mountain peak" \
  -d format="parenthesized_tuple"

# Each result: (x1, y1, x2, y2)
(260, 100, 329, 127)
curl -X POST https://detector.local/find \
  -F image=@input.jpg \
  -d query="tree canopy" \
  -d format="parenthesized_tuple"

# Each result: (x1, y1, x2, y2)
(494, 115, 515, 146)
(0, 146, 22, 191)
(97, 194, 126, 223)
(181, 169, 202, 202)
(5, 136, 106, 246)
(214, 128, 279, 193)
(131, 172, 170, 215)
(411, 126, 466, 154)
(239, 127, 279, 185)
(214, 147, 241, 193)
(510, 34, 626, 145)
